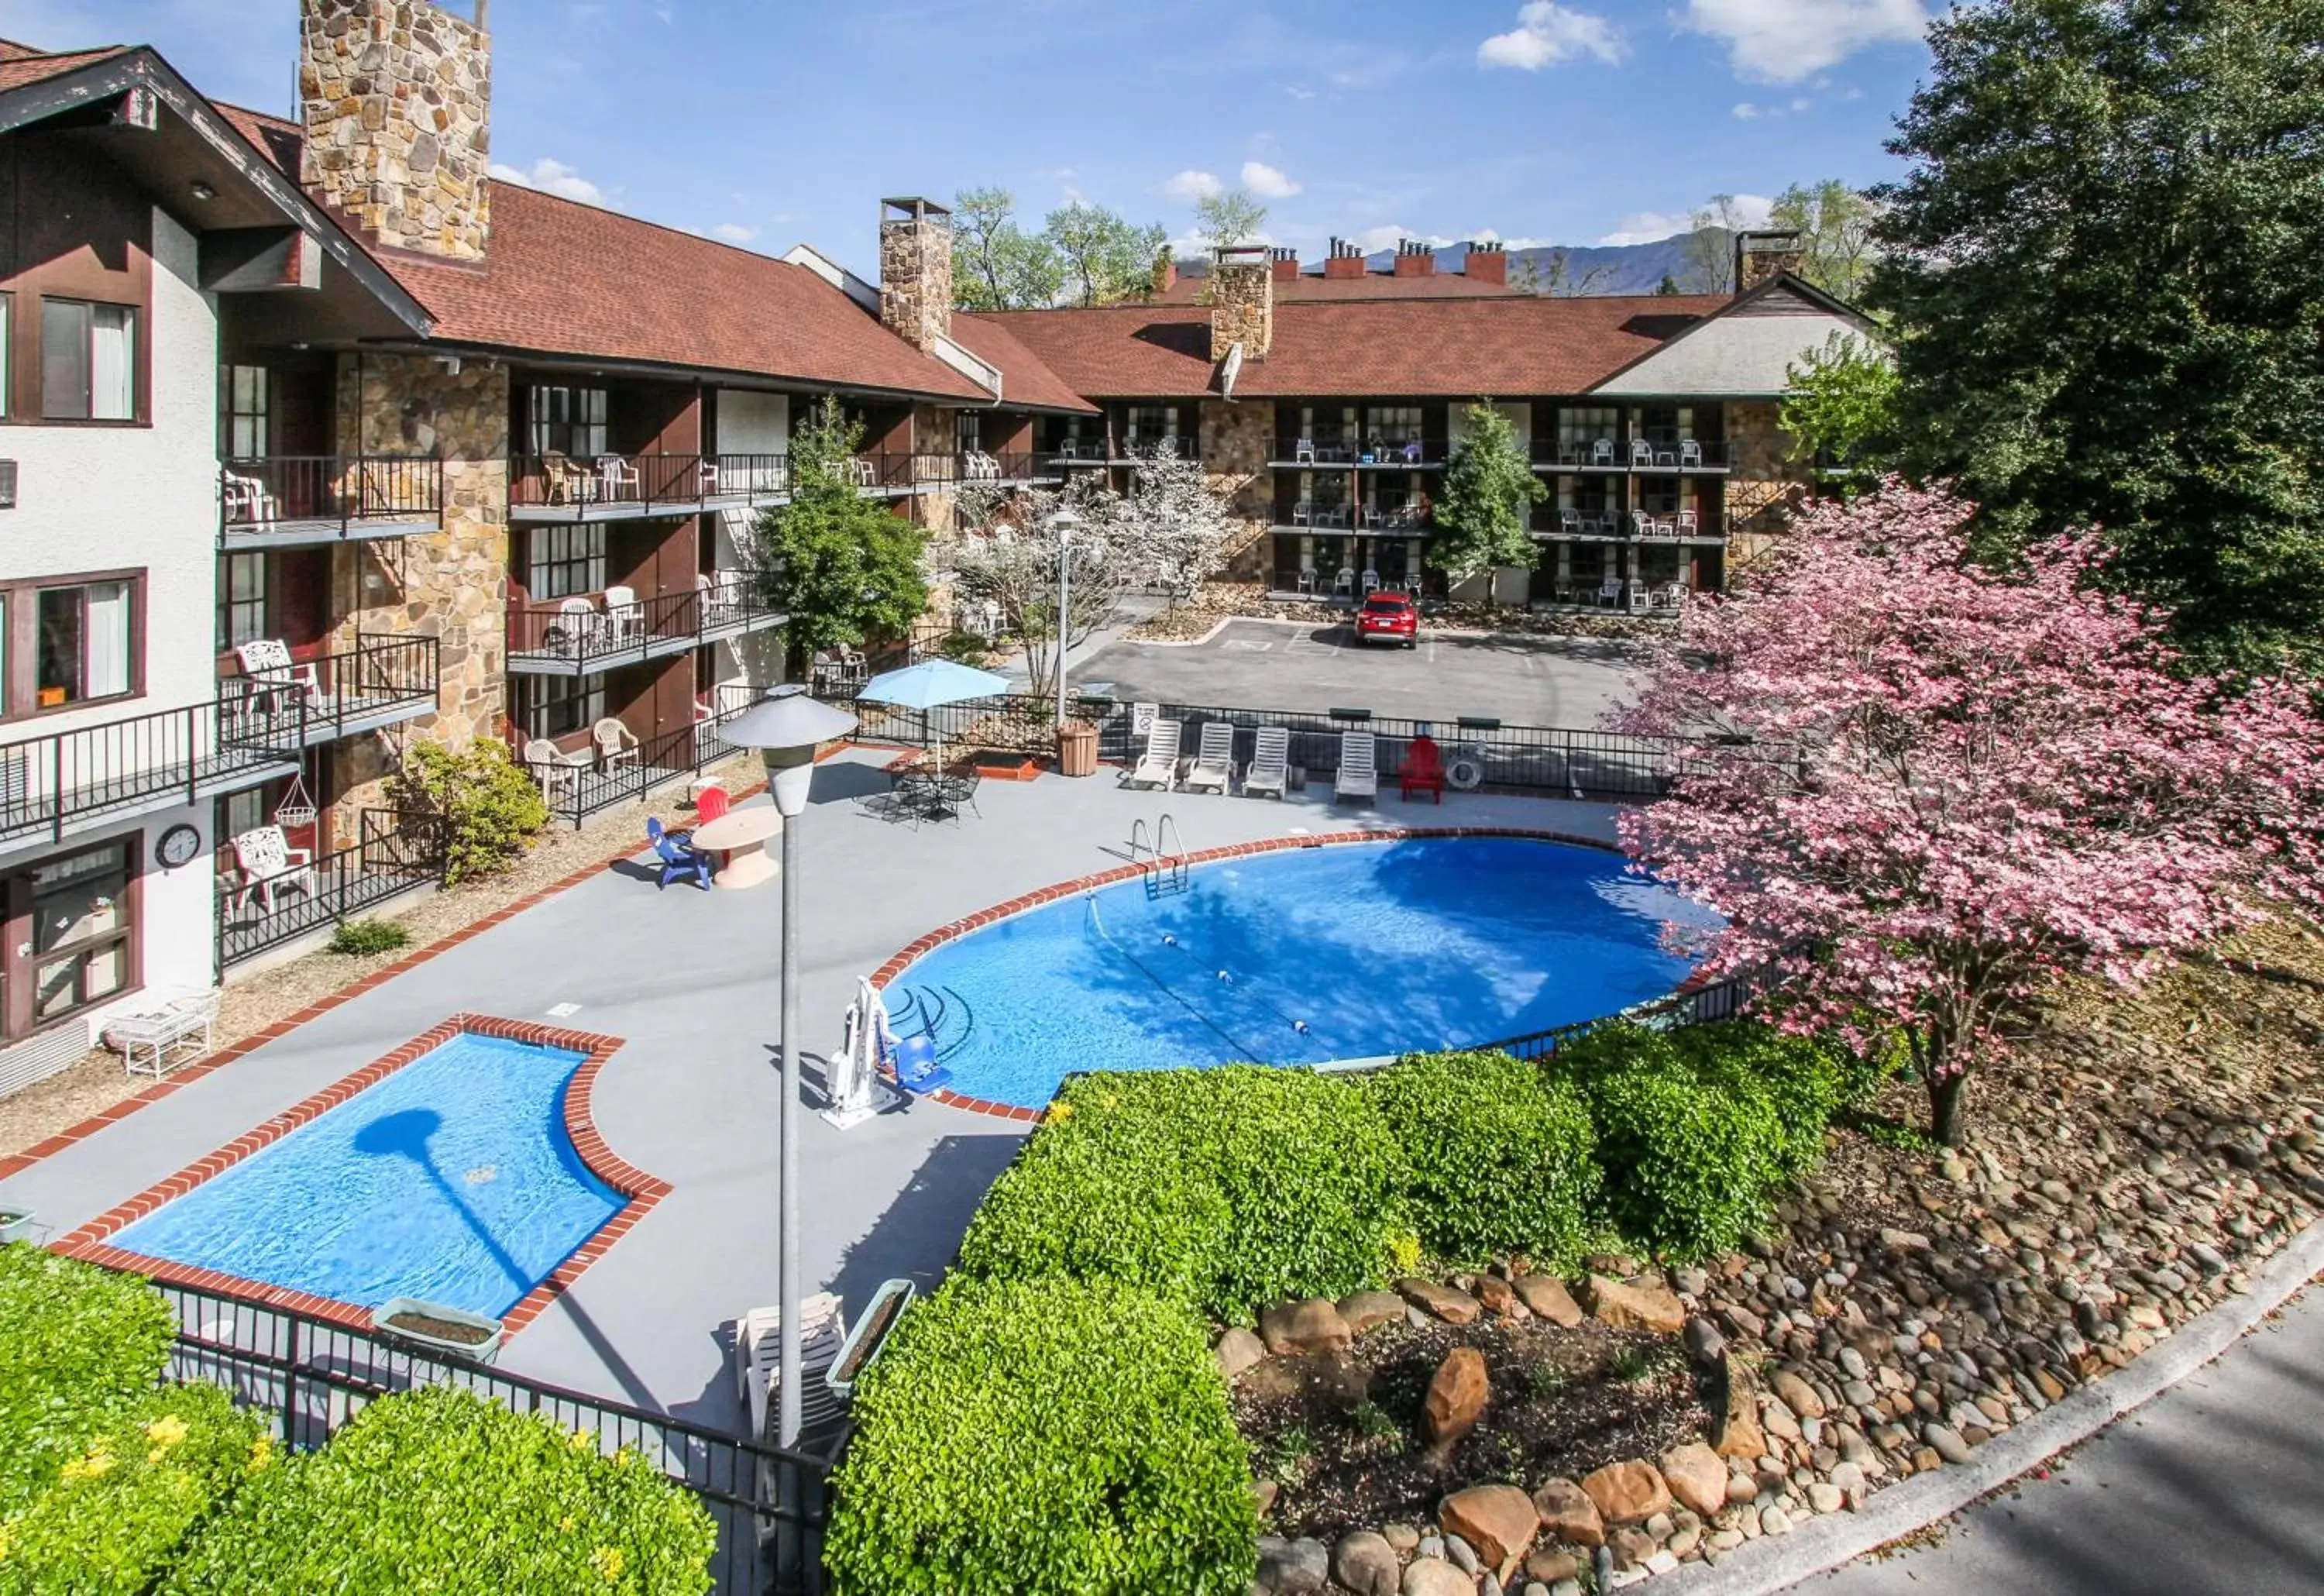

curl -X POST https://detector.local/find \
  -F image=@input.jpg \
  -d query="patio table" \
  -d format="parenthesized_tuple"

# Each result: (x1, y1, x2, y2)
(690, 806, 784, 889)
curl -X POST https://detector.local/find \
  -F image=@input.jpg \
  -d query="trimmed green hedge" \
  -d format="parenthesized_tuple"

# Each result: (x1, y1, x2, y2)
(1369, 1049, 1601, 1268)
(0, 1245, 174, 1510)
(958, 1068, 1410, 1320)
(0, 1384, 264, 1595)
(826, 1277, 1256, 1596)
(1551, 1020, 1847, 1256)
(162, 1385, 713, 1595)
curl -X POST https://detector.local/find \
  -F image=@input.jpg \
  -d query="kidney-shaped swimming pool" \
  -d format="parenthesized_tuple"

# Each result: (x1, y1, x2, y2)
(885, 834, 1716, 1109)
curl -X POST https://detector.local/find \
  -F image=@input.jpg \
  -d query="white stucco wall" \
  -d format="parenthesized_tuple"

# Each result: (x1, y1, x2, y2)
(1591, 310, 1863, 398)
(710, 388, 788, 570)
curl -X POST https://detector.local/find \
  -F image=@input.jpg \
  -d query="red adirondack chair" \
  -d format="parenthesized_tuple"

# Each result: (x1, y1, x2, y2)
(1401, 734, 1446, 803)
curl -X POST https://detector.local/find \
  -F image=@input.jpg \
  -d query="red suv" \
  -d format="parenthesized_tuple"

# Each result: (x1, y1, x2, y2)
(1355, 590, 1419, 648)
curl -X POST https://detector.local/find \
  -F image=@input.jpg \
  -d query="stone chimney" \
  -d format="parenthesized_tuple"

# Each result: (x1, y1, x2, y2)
(1322, 237, 1367, 280)
(1733, 229, 1807, 294)
(1393, 239, 1435, 278)
(299, 0, 492, 261)
(1209, 245, 1273, 363)
(1153, 251, 1177, 296)
(1464, 241, 1508, 286)
(1270, 246, 1300, 284)
(879, 197, 954, 351)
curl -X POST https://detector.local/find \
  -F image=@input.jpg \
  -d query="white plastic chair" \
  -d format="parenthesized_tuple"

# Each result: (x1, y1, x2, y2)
(1591, 439, 1615, 466)
(231, 824, 315, 913)
(1335, 731, 1378, 803)
(524, 738, 586, 801)
(1130, 719, 1182, 790)
(1243, 725, 1290, 800)
(1291, 499, 1312, 526)
(1332, 567, 1356, 598)
(1679, 439, 1703, 468)
(1676, 510, 1700, 536)
(1596, 575, 1624, 607)
(1294, 436, 1315, 463)
(600, 585, 645, 645)
(222, 470, 279, 525)
(597, 455, 640, 501)
(1361, 569, 1381, 594)
(1184, 723, 1235, 794)
(593, 717, 641, 770)
(234, 639, 324, 718)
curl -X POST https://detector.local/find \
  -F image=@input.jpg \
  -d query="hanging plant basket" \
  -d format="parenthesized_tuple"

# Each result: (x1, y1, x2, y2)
(273, 768, 318, 833)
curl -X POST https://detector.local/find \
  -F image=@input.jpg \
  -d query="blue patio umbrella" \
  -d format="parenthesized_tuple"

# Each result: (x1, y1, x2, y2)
(856, 658, 1012, 775)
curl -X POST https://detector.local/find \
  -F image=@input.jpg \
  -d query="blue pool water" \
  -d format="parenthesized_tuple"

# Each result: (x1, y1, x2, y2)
(889, 836, 1714, 1109)
(114, 1032, 621, 1318)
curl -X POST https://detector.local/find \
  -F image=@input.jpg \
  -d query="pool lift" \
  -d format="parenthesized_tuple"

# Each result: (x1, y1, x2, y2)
(825, 977, 906, 1130)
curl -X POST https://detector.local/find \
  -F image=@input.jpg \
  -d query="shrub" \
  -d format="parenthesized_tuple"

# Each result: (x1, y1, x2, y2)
(162, 1385, 713, 1595)
(1368, 1050, 1601, 1268)
(1552, 1020, 1848, 1257)
(826, 1277, 1255, 1596)
(0, 1384, 264, 1595)
(386, 741, 548, 885)
(326, 917, 411, 957)
(957, 1068, 1408, 1320)
(0, 1246, 174, 1509)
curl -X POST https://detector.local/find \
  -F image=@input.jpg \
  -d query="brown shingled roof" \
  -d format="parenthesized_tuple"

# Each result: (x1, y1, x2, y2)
(943, 315, 1098, 414)
(974, 294, 1729, 399)
(0, 43, 127, 91)
(1154, 270, 1517, 304)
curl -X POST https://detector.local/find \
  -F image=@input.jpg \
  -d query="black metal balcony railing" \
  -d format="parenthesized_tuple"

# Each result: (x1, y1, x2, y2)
(1042, 439, 1202, 466)
(507, 452, 796, 514)
(1275, 499, 1434, 532)
(1267, 436, 1445, 466)
(218, 456, 444, 545)
(0, 697, 305, 848)
(216, 809, 446, 970)
(218, 634, 440, 742)
(1533, 438, 1733, 471)
(508, 576, 782, 669)
(1534, 507, 1726, 542)
(526, 683, 758, 827)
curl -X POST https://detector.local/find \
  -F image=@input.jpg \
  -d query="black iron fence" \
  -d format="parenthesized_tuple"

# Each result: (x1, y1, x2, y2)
(150, 1280, 834, 1594)
(219, 633, 440, 741)
(509, 577, 782, 670)
(509, 452, 796, 514)
(0, 696, 305, 847)
(1266, 435, 1446, 466)
(1532, 438, 1734, 472)
(1488, 972, 1756, 1063)
(216, 810, 445, 969)
(219, 455, 445, 542)
(532, 687, 758, 828)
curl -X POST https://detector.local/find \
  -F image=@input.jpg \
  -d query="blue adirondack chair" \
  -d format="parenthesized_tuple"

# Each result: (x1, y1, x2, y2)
(646, 816, 712, 891)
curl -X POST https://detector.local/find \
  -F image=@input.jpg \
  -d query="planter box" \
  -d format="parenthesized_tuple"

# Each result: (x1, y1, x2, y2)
(825, 1278, 916, 1402)
(0, 1209, 34, 1246)
(372, 1298, 505, 1364)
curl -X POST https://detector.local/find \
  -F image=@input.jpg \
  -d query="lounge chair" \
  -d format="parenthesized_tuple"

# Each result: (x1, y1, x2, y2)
(734, 1294, 846, 1443)
(1401, 734, 1446, 804)
(1336, 731, 1379, 804)
(1243, 725, 1291, 800)
(646, 816, 712, 890)
(1129, 718, 1181, 790)
(1183, 723, 1234, 794)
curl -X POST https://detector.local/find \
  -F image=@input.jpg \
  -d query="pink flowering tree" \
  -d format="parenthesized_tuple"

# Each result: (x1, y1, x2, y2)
(1616, 481, 2324, 1146)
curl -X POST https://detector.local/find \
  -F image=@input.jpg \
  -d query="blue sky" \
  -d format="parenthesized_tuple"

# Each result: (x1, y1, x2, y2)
(4, 0, 1935, 270)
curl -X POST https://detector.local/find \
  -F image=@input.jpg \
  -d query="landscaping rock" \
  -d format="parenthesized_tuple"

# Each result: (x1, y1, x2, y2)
(1925, 1424, 1973, 1465)
(1333, 1530, 1400, 1596)
(1425, 1347, 1491, 1447)
(1772, 1369, 1828, 1420)
(1258, 1535, 1329, 1593)
(1656, 1442, 1729, 1519)
(1261, 1298, 1353, 1356)
(1384, 1523, 1422, 1553)
(1476, 1274, 1518, 1316)
(1583, 1275, 1687, 1335)
(1683, 1316, 1726, 1364)
(1529, 1478, 1605, 1548)
(1441, 1484, 1540, 1570)
(1400, 1278, 1483, 1325)
(1216, 1326, 1266, 1379)
(1402, 1560, 1476, 1596)
(1608, 1527, 1657, 1570)
(1253, 1479, 1280, 1518)
(1446, 1533, 1481, 1574)
(1714, 1378, 1766, 1462)
(1340, 1290, 1408, 1336)
(1579, 1460, 1673, 1525)
(1514, 1275, 1584, 1326)
(1525, 1547, 1580, 1584)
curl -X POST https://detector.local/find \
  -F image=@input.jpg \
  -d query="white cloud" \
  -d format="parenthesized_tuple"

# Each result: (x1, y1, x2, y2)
(711, 223, 758, 245)
(1162, 169, 1224, 201)
(1598, 194, 1773, 246)
(1733, 101, 1762, 119)
(1241, 160, 1302, 199)
(1343, 225, 1459, 255)
(1468, 229, 1552, 250)
(488, 157, 605, 206)
(1680, 0, 1930, 83)
(1790, 95, 1812, 111)
(1477, 2, 1624, 70)
(1286, 84, 1317, 100)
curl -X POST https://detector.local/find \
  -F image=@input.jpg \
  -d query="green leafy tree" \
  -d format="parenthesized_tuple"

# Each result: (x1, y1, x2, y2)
(1191, 188, 1267, 249)
(1873, 0, 2324, 676)
(1042, 201, 1170, 306)
(746, 400, 929, 670)
(949, 186, 1064, 311)
(1428, 401, 1545, 593)
(1781, 331, 1903, 491)
(1680, 194, 1751, 292)
(1769, 179, 1879, 301)
(1655, 272, 1682, 296)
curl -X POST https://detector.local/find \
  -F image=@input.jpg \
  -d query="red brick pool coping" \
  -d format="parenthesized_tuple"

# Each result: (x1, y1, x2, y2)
(50, 1013, 666, 1339)
(868, 824, 1624, 1123)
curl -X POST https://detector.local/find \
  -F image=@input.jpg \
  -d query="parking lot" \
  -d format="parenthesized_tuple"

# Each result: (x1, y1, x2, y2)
(1075, 618, 1649, 728)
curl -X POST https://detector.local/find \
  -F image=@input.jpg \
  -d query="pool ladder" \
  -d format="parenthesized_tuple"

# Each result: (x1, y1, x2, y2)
(1126, 814, 1189, 899)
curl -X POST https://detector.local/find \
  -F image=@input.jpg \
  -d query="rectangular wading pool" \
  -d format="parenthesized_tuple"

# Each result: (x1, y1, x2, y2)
(62, 1015, 667, 1333)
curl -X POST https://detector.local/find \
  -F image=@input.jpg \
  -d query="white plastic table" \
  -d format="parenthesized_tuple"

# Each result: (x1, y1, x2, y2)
(690, 807, 784, 890)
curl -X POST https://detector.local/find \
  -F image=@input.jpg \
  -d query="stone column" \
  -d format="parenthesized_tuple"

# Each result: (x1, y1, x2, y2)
(1208, 247, 1274, 363)
(1199, 399, 1271, 580)
(1723, 398, 1807, 574)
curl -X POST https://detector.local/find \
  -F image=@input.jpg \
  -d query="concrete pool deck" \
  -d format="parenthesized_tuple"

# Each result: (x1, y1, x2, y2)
(0, 751, 1620, 1429)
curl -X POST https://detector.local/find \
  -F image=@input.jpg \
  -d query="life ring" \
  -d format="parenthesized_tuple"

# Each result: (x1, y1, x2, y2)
(1445, 752, 1486, 791)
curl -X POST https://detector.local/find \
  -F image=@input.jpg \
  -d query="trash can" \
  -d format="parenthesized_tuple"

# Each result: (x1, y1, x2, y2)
(1057, 721, 1099, 778)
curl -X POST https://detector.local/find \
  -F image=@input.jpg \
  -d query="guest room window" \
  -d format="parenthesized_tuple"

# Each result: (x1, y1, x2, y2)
(41, 299, 137, 421)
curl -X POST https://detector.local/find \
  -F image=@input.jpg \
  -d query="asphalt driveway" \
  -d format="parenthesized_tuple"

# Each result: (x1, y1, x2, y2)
(1076, 618, 1648, 729)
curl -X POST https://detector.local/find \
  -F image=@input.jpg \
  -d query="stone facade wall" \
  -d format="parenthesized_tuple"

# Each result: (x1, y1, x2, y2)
(1724, 397, 1806, 570)
(1210, 260, 1273, 363)
(1199, 400, 1273, 579)
(326, 353, 511, 846)
(1738, 245, 1807, 294)
(880, 215, 954, 353)
(299, 0, 491, 262)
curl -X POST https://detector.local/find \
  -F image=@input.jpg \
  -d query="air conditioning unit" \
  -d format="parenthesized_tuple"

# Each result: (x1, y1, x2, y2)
(0, 461, 15, 508)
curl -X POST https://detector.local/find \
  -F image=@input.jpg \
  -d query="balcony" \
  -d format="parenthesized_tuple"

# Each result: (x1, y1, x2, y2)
(507, 574, 787, 677)
(525, 683, 758, 827)
(0, 697, 304, 863)
(1274, 500, 1434, 535)
(1532, 439, 1733, 474)
(1266, 437, 1446, 469)
(218, 635, 440, 747)
(216, 809, 444, 971)
(509, 452, 795, 525)
(1043, 439, 1202, 469)
(218, 456, 444, 550)
(1532, 508, 1728, 545)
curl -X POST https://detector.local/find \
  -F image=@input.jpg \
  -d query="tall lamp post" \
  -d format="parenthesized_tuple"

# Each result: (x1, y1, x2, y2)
(722, 684, 858, 1449)
(1050, 509, 1083, 727)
